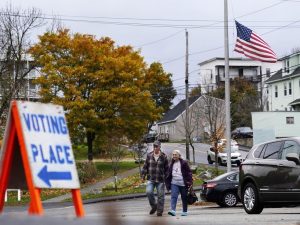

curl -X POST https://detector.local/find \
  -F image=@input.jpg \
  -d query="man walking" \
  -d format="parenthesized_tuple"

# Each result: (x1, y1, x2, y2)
(141, 140, 169, 216)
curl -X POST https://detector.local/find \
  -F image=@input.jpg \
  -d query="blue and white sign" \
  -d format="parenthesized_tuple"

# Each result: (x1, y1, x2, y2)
(16, 101, 80, 189)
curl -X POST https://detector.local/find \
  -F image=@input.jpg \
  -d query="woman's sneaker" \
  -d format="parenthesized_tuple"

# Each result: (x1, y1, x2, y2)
(181, 212, 188, 216)
(168, 210, 176, 216)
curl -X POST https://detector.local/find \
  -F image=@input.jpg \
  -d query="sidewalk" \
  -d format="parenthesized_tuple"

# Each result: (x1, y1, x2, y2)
(43, 167, 141, 203)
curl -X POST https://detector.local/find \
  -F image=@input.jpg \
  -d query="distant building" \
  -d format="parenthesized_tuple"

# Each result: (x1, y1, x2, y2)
(265, 52, 300, 111)
(252, 111, 300, 145)
(198, 57, 282, 111)
(157, 95, 225, 142)
(0, 58, 40, 101)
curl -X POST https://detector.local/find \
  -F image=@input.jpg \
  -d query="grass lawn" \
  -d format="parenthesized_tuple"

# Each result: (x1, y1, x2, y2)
(4, 161, 139, 206)
(81, 164, 225, 200)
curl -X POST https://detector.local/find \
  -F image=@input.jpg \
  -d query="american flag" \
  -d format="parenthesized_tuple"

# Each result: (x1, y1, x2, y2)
(234, 21, 277, 63)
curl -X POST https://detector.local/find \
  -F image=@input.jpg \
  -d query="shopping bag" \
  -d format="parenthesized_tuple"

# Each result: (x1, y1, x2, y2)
(187, 186, 198, 205)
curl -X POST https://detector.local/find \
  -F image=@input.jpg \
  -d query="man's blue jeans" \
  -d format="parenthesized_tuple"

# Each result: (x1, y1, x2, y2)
(146, 181, 165, 213)
(170, 184, 188, 213)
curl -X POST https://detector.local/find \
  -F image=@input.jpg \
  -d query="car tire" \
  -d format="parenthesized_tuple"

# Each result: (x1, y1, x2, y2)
(207, 156, 213, 164)
(242, 183, 263, 214)
(222, 192, 238, 207)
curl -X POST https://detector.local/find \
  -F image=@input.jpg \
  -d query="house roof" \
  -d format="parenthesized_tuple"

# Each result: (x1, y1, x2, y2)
(288, 98, 300, 106)
(198, 57, 256, 66)
(265, 67, 300, 84)
(157, 95, 201, 124)
(198, 57, 282, 66)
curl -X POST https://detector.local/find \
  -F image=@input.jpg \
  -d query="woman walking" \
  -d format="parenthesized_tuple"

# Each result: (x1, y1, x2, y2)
(166, 149, 193, 216)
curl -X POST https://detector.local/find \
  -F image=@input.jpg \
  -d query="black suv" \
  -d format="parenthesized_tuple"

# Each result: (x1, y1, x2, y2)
(239, 137, 300, 214)
(232, 127, 253, 139)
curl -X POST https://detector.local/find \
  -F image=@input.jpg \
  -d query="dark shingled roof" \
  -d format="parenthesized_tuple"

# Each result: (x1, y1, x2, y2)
(158, 95, 201, 124)
(265, 69, 282, 83)
(288, 98, 300, 106)
(266, 67, 300, 83)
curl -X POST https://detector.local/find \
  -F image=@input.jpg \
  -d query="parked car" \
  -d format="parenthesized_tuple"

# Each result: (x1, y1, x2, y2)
(200, 171, 240, 207)
(231, 127, 253, 139)
(218, 139, 239, 151)
(157, 133, 169, 142)
(142, 133, 157, 143)
(207, 139, 242, 166)
(192, 136, 202, 143)
(239, 137, 300, 214)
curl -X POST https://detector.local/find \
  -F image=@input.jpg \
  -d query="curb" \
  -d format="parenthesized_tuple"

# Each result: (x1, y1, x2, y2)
(83, 186, 203, 205)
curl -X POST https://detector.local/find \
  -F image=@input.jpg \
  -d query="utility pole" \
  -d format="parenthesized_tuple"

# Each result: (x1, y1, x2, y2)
(224, 0, 231, 172)
(185, 29, 190, 161)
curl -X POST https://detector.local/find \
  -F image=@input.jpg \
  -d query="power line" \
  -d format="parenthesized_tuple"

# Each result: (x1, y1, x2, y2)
(236, 1, 285, 18)
(135, 29, 184, 48)
(4, 12, 300, 30)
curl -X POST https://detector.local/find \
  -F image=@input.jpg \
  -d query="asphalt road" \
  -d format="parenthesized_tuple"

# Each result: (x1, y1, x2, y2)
(158, 142, 249, 165)
(2, 195, 300, 225)
(0, 142, 261, 225)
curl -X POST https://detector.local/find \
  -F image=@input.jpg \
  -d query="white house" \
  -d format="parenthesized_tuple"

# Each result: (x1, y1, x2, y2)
(265, 52, 300, 111)
(198, 57, 282, 110)
(0, 57, 40, 101)
(157, 95, 225, 142)
(252, 111, 300, 145)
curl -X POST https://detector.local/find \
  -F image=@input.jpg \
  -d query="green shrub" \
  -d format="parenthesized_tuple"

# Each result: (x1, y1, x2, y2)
(76, 162, 98, 184)
(73, 145, 88, 160)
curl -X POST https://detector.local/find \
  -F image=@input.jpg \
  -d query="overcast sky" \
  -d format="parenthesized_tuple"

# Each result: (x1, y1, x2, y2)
(2, 0, 300, 104)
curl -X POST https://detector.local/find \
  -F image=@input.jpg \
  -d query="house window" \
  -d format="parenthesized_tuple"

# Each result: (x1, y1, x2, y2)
(266, 68, 270, 77)
(285, 60, 290, 73)
(284, 83, 287, 96)
(238, 68, 243, 77)
(286, 117, 294, 124)
(275, 85, 278, 98)
(289, 82, 292, 95)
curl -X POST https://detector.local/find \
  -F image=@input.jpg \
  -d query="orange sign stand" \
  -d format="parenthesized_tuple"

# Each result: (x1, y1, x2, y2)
(0, 101, 85, 217)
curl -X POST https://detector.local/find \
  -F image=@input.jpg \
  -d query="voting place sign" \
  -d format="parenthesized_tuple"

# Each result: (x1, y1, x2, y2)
(16, 101, 80, 189)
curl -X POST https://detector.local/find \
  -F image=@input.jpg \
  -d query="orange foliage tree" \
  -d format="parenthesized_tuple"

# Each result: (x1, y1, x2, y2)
(29, 29, 168, 161)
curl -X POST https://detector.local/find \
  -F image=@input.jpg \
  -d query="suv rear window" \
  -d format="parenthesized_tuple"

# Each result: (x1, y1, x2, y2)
(262, 141, 282, 159)
(253, 144, 264, 158)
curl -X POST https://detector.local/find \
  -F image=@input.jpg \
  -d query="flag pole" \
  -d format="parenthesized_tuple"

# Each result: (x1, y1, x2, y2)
(224, 0, 232, 172)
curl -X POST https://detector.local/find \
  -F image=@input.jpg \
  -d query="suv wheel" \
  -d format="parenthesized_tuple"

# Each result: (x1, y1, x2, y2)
(242, 183, 263, 214)
(223, 192, 238, 207)
(207, 156, 213, 164)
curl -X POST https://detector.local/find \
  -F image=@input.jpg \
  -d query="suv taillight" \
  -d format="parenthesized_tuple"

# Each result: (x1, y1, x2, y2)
(207, 183, 217, 188)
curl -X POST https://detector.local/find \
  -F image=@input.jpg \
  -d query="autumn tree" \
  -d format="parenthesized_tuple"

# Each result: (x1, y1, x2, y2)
(144, 62, 176, 132)
(211, 78, 260, 129)
(180, 95, 225, 168)
(0, 5, 43, 135)
(201, 96, 225, 172)
(105, 134, 127, 192)
(29, 29, 164, 161)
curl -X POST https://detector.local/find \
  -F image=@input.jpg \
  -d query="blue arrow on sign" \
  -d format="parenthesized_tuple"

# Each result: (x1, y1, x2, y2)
(38, 165, 72, 187)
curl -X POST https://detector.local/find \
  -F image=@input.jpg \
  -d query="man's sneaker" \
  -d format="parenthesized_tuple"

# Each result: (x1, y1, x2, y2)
(157, 212, 163, 216)
(168, 210, 176, 216)
(149, 206, 157, 215)
(181, 212, 188, 216)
